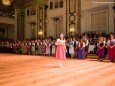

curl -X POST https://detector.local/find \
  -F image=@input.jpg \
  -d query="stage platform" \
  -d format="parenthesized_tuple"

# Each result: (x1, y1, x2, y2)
(0, 54, 115, 86)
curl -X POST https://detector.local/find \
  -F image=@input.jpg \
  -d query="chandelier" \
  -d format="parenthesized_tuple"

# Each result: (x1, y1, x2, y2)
(2, 0, 13, 6)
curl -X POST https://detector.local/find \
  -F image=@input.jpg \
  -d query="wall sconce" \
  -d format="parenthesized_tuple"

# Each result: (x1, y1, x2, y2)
(38, 30, 43, 35)
(69, 24, 75, 32)
(70, 27, 75, 32)
(69, 23, 75, 36)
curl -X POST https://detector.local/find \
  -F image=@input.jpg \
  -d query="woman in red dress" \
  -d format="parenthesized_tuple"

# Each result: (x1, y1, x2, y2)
(108, 33, 115, 62)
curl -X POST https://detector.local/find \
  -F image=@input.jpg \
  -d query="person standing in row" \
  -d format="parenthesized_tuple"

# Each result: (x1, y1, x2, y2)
(27, 43, 31, 55)
(97, 35, 105, 61)
(52, 40, 56, 56)
(78, 39, 86, 59)
(38, 41, 42, 55)
(108, 33, 115, 62)
(69, 38, 74, 58)
(42, 40, 46, 56)
(55, 34, 66, 67)
(46, 40, 51, 56)
(82, 35, 89, 58)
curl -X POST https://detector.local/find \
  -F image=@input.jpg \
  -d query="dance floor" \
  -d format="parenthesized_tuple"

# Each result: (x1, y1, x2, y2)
(0, 54, 115, 86)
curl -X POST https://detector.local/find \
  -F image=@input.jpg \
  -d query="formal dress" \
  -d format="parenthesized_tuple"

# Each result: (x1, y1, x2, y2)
(38, 43, 42, 55)
(98, 41, 105, 59)
(52, 45, 56, 54)
(109, 39, 115, 61)
(69, 41, 74, 54)
(46, 43, 51, 55)
(56, 39, 66, 60)
(78, 42, 86, 59)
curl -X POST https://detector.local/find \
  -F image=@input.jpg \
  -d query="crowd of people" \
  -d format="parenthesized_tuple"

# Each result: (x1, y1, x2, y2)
(0, 32, 115, 63)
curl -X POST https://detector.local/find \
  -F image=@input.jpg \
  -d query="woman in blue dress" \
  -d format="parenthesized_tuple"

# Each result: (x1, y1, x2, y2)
(78, 39, 86, 59)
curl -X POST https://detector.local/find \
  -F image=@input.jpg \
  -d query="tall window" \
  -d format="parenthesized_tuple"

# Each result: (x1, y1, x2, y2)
(50, 2, 53, 9)
(50, 0, 63, 10)
(54, 2, 58, 9)
(33, 8, 36, 15)
(27, 10, 29, 16)
(59, 0, 63, 8)
(91, 11, 107, 33)
(31, 8, 36, 15)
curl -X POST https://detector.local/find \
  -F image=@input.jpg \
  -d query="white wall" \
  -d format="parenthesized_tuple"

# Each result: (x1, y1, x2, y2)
(24, 2, 37, 39)
(13, 0, 114, 39)
(25, 15, 37, 39)
(0, 17, 14, 39)
(0, 24, 14, 39)
(109, 3, 114, 33)
(81, 10, 91, 32)
(0, 17, 15, 25)
(81, 0, 114, 33)
(47, 0, 66, 37)
(8, 25, 14, 39)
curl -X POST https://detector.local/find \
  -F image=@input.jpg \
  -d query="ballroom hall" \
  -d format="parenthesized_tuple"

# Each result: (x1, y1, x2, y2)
(0, 0, 115, 86)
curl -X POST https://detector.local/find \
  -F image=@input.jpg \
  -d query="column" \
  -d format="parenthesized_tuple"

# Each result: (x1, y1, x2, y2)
(38, 4, 44, 38)
(67, 0, 77, 36)
(53, 18, 59, 38)
(14, 9, 19, 40)
(77, 0, 81, 34)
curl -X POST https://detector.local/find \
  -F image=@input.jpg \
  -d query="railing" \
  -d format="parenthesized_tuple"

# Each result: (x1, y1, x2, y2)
(0, 11, 14, 19)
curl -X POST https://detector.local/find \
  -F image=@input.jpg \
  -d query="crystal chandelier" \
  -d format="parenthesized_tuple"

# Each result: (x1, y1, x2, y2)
(2, 0, 13, 6)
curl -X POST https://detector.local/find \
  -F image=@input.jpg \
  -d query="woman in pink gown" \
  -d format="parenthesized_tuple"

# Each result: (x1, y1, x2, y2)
(55, 34, 67, 67)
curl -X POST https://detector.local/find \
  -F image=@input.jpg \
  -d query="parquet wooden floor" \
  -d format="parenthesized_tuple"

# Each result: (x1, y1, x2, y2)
(0, 54, 115, 86)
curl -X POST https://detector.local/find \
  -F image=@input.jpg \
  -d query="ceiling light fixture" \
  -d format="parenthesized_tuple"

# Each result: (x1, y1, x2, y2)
(2, 0, 13, 6)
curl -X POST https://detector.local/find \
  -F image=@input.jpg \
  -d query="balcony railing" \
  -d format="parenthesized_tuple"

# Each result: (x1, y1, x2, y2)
(0, 11, 14, 19)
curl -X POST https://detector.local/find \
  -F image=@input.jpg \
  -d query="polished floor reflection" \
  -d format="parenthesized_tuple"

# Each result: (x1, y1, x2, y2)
(0, 54, 115, 86)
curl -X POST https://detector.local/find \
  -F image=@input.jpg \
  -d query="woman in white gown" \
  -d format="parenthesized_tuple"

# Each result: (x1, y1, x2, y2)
(69, 38, 74, 58)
